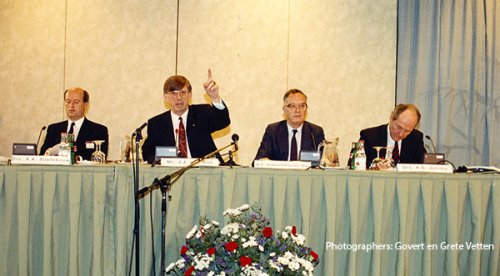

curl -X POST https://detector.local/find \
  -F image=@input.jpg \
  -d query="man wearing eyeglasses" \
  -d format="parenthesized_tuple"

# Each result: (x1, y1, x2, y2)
(254, 89, 325, 161)
(141, 69, 230, 164)
(359, 103, 426, 169)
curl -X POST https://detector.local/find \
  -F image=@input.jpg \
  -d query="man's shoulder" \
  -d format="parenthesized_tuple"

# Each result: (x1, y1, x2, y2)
(83, 118, 108, 131)
(361, 124, 387, 134)
(303, 121, 324, 132)
(266, 120, 287, 130)
(47, 121, 67, 131)
(148, 111, 171, 122)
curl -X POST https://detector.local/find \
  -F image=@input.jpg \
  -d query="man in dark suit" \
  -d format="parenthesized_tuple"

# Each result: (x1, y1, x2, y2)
(40, 87, 109, 161)
(254, 89, 325, 161)
(359, 103, 426, 169)
(142, 70, 231, 164)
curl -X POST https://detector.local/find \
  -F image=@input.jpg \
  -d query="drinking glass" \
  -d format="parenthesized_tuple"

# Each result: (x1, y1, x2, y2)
(382, 146, 396, 169)
(369, 146, 384, 169)
(91, 140, 106, 163)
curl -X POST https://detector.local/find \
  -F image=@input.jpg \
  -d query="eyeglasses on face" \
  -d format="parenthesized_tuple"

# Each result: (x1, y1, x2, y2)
(285, 103, 307, 110)
(166, 90, 190, 97)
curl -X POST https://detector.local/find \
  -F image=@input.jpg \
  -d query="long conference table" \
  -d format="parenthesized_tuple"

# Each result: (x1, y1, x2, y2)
(0, 163, 498, 275)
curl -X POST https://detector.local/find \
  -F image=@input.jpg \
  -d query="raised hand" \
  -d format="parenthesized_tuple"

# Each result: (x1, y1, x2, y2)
(203, 68, 220, 102)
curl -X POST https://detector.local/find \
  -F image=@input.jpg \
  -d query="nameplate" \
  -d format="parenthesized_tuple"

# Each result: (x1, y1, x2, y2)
(254, 160, 311, 170)
(396, 163, 454, 173)
(11, 155, 72, 165)
(160, 158, 220, 167)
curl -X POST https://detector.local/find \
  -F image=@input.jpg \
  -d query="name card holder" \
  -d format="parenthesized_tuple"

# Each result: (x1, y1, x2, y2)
(396, 163, 454, 173)
(160, 158, 220, 167)
(11, 155, 72, 165)
(254, 160, 311, 170)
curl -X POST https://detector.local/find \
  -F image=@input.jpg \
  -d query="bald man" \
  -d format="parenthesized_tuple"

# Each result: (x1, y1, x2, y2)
(359, 103, 426, 168)
(40, 87, 109, 161)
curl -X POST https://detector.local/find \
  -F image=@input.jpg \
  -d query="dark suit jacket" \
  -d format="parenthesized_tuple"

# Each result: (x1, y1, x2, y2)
(254, 120, 325, 161)
(142, 103, 231, 164)
(359, 124, 426, 168)
(40, 118, 109, 161)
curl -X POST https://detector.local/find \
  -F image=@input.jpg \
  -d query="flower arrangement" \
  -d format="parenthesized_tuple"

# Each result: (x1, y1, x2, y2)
(166, 204, 319, 275)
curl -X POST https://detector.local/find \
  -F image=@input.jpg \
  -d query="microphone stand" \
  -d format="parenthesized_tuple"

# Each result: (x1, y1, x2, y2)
(137, 140, 238, 273)
(132, 128, 143, 276)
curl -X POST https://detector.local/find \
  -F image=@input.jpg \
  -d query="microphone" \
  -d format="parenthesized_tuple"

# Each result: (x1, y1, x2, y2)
(175, 129, 179, 155)
(425, 135, 437, 153)
(310, 132, 317, 151)
(231, 133, 239, 150)
(36, 126, 47, 154)
(135, 122, 147, 133)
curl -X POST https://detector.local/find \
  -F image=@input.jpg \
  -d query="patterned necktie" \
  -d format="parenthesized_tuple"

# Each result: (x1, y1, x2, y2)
(392, 141, 400, 163)
(68, 122, 75, 134)
(290, 129, 298, 161)
(178, 117, 187, 158)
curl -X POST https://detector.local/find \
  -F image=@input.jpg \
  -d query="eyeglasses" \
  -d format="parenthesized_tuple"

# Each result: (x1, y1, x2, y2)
(166, 90, 190, 98)
(285, 103, 307, 110)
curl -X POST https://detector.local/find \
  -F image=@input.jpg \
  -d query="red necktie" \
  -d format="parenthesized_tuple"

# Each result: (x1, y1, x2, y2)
(392, 141, 400, 163)
(178, 117, 187, 158)
(290, 129, 298, 161)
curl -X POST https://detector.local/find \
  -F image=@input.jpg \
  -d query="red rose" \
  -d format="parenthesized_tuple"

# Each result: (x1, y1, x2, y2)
(310, 250, 319, 261)
(184, 266, 195, 276)
(225, 241, 238, 252)
(207, 247, 216, 255)
(180, 245, 188, 255)
(291, 226, 297, 236)
(239, 256, 253, 267)
(262, 226, 273, 238)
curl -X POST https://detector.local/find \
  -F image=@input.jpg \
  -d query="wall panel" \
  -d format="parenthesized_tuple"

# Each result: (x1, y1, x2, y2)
(0, 0, 396, 166)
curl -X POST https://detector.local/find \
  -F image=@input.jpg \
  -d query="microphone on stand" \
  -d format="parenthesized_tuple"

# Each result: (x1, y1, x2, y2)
(425, 135, 437, 153)
(175, 128, 179, 156)
(424, 135, 445, 164)
(133, 122, 147, 136)
(36, 126, 47, 155)
(231, 133, 239, 150)
(222, 133, 240, 166)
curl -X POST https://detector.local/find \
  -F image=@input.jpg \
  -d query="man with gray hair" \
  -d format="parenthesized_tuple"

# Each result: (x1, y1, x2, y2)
(359, 103, 426, 168)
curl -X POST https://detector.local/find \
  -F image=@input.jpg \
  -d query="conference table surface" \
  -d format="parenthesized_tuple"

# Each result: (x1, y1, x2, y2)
(1, 163, 498, 275)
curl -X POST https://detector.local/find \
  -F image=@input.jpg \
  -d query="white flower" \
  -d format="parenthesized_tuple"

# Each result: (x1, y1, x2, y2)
(186, 225, 198, 239)
(282, 231, 289, 239)
(193, 253, 212, 270)
(242, 236, 258, 248)
(203, 224, 212, 230)
(258, 245, 264, 252)
(269, 260, 283, 272)
(237, 204, 250, 211)
(277, 256, 290, 266)
(175, 258, 185, 268)
(288, 260, 300, 271)
(270, 252, 276, 257)
(292, 234, 306, 245)
(242, 263, 269, 276)
(223, 208, 242, 217)
(211, 220, 220, 226)
(165, 262, 175, 272)
(221, 222, 240, 236)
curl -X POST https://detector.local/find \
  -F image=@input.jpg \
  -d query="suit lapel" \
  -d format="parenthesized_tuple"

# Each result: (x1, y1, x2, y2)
(277, 121, 289, 160)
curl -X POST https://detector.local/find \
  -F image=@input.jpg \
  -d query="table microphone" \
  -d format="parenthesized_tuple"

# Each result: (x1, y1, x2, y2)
(425, 135, 437, 153)
(36, 126, 47, 154)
